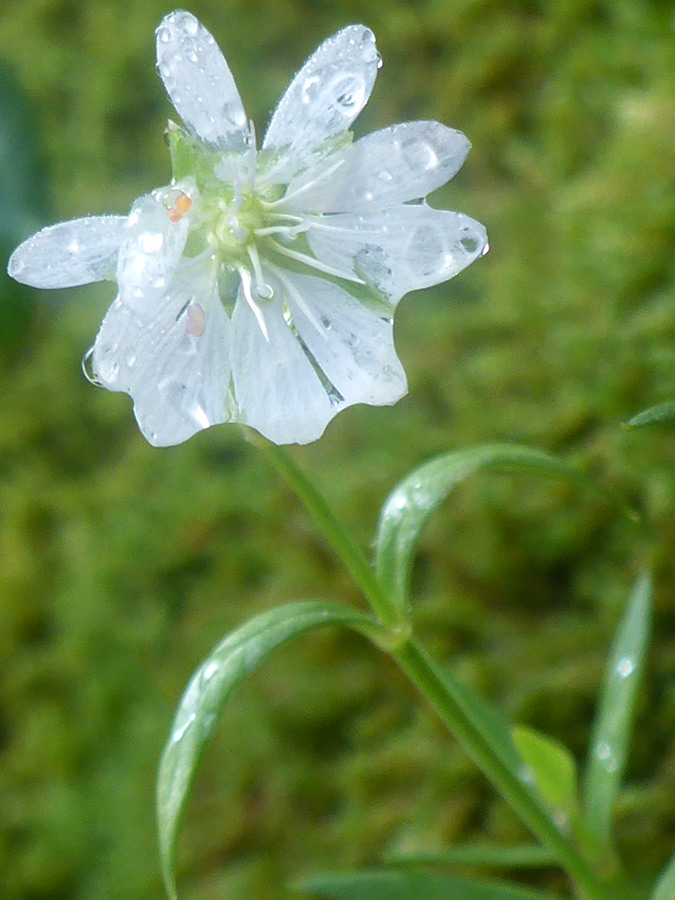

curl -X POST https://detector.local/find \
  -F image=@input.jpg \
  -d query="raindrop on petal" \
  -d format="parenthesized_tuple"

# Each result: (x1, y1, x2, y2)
(82, 346, 103, 387)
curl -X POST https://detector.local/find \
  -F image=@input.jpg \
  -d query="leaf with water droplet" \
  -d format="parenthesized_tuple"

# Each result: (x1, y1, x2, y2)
(295, 868, 566, 900)
(512, 726, 578, 824)
(374, 444, 609, 620)
(156, 600, 386, 900)
(582, 570, 652, 856)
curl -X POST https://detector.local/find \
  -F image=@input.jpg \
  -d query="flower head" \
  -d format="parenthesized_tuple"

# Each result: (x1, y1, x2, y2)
(8, 10, 487, 447)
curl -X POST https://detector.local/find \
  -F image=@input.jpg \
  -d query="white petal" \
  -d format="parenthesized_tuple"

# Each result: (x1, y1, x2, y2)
(7, 216, 127, 288)
(262, 25, 379, 181)
(156, 11, 248, 149)
(306, 205, 488, 304)
(230, 288, 334, 445)
(285, 121, 471, 213)
(280, 270, 407, 407)
(116, 188, 190, 319)
(92, 264, 232, 447)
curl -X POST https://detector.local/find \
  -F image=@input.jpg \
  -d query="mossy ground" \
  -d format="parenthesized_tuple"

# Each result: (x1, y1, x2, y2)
(0, 1, 674, 899)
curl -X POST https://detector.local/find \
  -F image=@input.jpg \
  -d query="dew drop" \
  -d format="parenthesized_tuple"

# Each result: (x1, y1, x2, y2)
(301, 74, 320, 105)
(377, 168, 393, 182)
(172, 712, 196, 743)
(81, 346, 103, 387)
(139, 231, 165, 253)
(460, 233, 480, 254)
(158, 27, 171, 44)
(480, 242, 490, 257)
(185, 15, 199, 35)
(126, 350, 137, 368)
(202, 661, 219, 681)
(320, 315, 332, 330)
(186, 302, 206, 337)
(188, 50, 199, 63)
(616, 656, 635, 678)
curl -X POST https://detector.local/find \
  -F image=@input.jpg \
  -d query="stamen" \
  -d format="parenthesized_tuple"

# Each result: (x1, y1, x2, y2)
(254, 222, 310, 238)
(238, 267, 270, 341)
(268, 262, 329, 339)
(268, 239, 365, 285)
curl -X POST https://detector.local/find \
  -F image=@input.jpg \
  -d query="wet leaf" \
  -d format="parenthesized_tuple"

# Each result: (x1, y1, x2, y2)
(582, 571, 652, 854)
(375, 444, 604, 617)
(157, 600, 382, 900)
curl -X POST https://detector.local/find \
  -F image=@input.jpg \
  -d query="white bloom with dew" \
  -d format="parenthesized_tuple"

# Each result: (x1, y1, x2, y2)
(7, 10, 488, 447)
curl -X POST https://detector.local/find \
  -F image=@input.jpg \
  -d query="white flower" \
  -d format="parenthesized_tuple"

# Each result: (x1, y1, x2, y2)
(8, 10, 487, 447)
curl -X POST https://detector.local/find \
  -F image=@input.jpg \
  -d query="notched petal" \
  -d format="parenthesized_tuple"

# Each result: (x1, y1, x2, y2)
(307, 206, 488, 304)
(93, 265, 232, 447)
(156, 10, 248, 149)
(8, 216, 127, 289)
(286, 121, 471, 212)
(263, 25, 379, 180)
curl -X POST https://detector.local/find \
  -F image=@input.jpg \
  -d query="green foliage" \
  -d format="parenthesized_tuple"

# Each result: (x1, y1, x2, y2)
(0, 2, 673, 900)
(295, 868, 566, 900)
(157, 601, 387, 899)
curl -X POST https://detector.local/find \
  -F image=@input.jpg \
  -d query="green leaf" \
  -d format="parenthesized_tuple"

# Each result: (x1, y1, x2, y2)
(625, 401, 675, 429)
(157, 600, 383, 900)
(582, 571, 652, 854)
(295, 869, 566, 900)
(374, 443, 605, 617)
(386, 844, 556, 869)
(651, 850, 675, 900)
(512, 726, 578, 821)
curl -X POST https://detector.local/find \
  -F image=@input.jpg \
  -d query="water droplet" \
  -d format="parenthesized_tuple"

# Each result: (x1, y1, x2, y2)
(139, 231, 164, 253)
(172, 712, 196, 743)
(67, 239, 80, 254)
(320, 316, 332, 330)
(202, 661, 219, 681)
(158, 27, 171, 44)
(377, 169, 393, 182)
(393, 493, 407, 511)
(460, 234, 480, 254)
(82, 347, 103, 387)
(376, 52, 383, 69)
(256, 283, 274, 301)
(345, 332, 359, 347)
(480, 242, 490, 257)
(126, 350, 137, 368)
(223, 102, 247, 127)
(185, 303, 206, 337)
(301, 74, 320, 105)
(185, 15, 199, 35)
(188, 50, 199, 63)
(400, 138, 439, 172)
(595, 741, 617, 771)
(616, 656, 635, 678)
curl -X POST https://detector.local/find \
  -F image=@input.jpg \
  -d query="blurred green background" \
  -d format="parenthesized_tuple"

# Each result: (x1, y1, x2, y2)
(0, 1, 674, 899)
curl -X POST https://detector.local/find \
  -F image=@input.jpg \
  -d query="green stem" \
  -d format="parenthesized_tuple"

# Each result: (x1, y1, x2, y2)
(250, 434, 404, 629)
(251, 436, 616, 900)
(391, 638, 616, 900)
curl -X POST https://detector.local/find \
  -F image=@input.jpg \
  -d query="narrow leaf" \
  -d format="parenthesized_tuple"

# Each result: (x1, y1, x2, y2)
(375, 444, 606, 617)
(295, 868, 565, 900)
(512, 726, 578, 821)
(651, 850, 675, 900)
(157, 600, 382, 900)
(582, 571, 652, 853)
(386, 844, 556, 869)
(625, 401, 675, 429)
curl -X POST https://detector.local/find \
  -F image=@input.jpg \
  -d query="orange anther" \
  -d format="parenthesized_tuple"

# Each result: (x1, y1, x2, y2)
(167, 191, 192, 223)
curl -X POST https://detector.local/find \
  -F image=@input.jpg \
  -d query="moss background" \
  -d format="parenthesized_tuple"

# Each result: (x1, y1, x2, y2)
(0, 1, 674, 899)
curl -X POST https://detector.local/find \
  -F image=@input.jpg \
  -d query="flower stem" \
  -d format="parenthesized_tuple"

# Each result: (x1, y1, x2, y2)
(249, 436, 405, 629)
(251, 438, 618, 900)
(390, 637, 616, 900)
